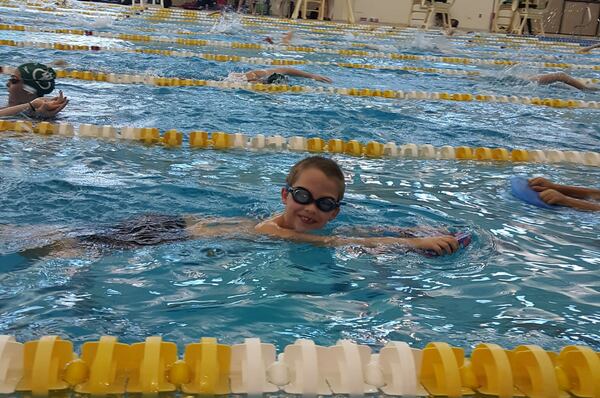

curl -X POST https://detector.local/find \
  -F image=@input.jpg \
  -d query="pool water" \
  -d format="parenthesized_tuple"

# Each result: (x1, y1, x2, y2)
(0, 0, 599, 353)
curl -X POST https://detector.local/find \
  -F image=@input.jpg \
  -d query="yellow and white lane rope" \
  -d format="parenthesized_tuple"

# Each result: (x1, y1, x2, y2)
(6, 9, 582, 63)
(2, 23, 599, 73)
(0, 39, 487, 80)
(5, 0, 596, 65)
(1, 119, 599, 167)
(2, 65, 599, 110)
(4, 37, 600, 86)
(5, 0, 594, 55)
(0, 335, 598, 398)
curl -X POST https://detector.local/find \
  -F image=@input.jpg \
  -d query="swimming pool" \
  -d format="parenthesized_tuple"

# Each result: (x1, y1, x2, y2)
(0, 0, 599, 367)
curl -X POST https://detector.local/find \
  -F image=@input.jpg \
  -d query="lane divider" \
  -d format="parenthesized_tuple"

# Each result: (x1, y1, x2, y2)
(1, 120, 598, 167)
(2, 0, 591, 53)
(4, 65, 600, 110)
(0, 335, 598, 397)
(0, 38, 489, 80)
(2, 23, 598, 72)
(3, 11, 581, 69)
(4, 0, 593, 67)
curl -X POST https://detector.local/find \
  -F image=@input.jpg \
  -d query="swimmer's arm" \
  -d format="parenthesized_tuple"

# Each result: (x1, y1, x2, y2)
(561, 197, 600, 211)
(281, 31, 294, 45)
(554, 185, 600, 200)
(579, 43, 600, 53)
(255, 221, 459, 254)
(539, 190, 600, 211)
(530, 178, 600, 200)
(266, 68, 332, 83)
(0, 102, 32, 117)
(185, 217, 257, 238)
(532, 72, 592, 91)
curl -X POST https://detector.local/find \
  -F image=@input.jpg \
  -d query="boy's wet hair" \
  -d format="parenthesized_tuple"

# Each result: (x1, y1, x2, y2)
(286, 156, 345, 200)
(450, 19, 459, 28)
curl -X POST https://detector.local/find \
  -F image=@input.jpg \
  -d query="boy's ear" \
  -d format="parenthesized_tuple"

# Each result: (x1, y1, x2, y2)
(281, 187, 288, 204)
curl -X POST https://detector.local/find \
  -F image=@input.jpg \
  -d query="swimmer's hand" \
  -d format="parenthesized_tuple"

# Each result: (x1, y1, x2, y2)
(529, 177, 556, 192)
(31, 91, 69, 118)
(538, 189, 571, 206)
(312, 74, 332, 83)
(405, 235, 460, 256)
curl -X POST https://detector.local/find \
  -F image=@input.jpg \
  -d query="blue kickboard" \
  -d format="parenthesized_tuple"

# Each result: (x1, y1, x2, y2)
(510, 176, 555, 209)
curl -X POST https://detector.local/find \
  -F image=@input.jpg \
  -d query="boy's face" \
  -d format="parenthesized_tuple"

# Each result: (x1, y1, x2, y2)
(281, 167, 341, 232)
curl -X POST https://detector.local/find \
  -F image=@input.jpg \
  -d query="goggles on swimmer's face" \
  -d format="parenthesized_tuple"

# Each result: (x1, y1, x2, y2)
(7, 76, 20, 85)
(286, 185, 342, 212)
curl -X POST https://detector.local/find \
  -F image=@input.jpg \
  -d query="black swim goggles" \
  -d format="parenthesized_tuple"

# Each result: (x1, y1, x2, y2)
(285, 185, 342, 212)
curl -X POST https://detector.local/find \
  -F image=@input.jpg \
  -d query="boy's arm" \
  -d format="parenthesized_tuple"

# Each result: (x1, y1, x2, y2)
(539, 189, 600, 211)
(530, 177, 600, 200)
(255, 221, 459, 254)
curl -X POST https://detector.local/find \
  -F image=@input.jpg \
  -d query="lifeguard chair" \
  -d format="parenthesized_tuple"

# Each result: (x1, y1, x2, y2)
(291, 0, 355, 23)
(410, 0, 455, 29)
(492, 0, 520, 33)
(514, 0, 550, 34)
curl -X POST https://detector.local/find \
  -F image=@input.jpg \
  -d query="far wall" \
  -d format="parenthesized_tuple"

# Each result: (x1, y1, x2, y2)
(330, 0, 495, 31)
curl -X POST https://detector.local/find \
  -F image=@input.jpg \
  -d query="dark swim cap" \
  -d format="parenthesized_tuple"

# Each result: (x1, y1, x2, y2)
(265, 73, 288, 85)
(17, 63, 56, 96)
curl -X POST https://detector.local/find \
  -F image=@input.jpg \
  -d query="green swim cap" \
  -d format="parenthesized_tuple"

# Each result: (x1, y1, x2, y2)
(17, 63, 56, 96)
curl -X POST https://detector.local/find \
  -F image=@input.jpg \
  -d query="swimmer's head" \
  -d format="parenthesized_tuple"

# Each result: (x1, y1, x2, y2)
(17, 63, 56, 96)
(286, 156, 345, 201)
(265, 73, 289, 85)
(282, 156, 345, 232)
(450, 19, 459, 28)
(6, 63, 56, 106)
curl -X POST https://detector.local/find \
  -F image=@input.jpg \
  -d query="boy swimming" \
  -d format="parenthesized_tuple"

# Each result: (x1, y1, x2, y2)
(254, 156, 461, 255)
(3, 156, 462, 258)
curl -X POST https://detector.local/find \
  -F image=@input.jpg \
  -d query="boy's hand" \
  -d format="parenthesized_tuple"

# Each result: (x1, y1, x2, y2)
(313, 74, 332, 83)
(529, 177, 555, 192)
(406, 236, 459, 256)
(539, 189, 570, 206)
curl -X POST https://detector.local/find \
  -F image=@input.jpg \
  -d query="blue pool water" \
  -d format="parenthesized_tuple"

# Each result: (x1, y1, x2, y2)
(0, 1, 599, 352)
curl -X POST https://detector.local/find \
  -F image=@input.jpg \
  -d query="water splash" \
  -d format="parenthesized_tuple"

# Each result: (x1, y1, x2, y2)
(210, 12, 245, 34)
